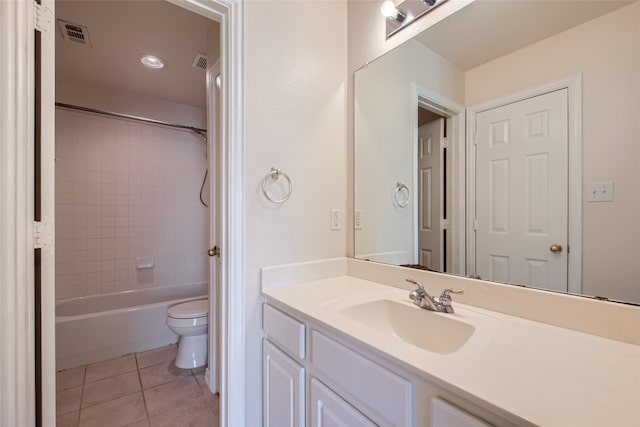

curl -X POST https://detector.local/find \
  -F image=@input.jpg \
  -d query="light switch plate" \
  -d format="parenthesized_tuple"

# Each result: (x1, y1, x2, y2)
(586, 181, 614, 202)
(354, 210, 362, 230)
(331, 209, 341, 230)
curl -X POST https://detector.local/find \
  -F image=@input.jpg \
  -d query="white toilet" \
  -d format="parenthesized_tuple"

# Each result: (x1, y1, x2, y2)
(166, 299, 209, 369)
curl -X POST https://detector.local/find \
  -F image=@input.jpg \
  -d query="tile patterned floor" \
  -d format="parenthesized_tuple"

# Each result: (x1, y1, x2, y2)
(56, 344, 219, 427)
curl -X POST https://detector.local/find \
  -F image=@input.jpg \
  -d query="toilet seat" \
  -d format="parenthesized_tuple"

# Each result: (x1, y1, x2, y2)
(168, 299, 208, 319)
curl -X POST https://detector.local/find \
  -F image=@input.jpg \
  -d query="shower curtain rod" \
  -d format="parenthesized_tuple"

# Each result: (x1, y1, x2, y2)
(55, 102, 207, 134)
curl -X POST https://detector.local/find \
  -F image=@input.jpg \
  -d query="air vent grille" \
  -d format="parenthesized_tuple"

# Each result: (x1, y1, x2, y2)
(58, 19, 92, 47)
(192, 53, 207, 70)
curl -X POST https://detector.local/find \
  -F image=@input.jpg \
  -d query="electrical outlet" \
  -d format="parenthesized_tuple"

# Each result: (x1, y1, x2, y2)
(354, 210, 362, 230)
(586, 181, 614, 202)
(331, 209, 341, 231)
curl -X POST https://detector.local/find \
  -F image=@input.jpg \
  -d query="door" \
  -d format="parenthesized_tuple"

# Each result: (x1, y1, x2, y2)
(207, 59, 220, 393)
(474, 89, 568, 291)
(263, 340, 305, 427)
(418, 118, 444, 270)
(310, 377, 376, 427)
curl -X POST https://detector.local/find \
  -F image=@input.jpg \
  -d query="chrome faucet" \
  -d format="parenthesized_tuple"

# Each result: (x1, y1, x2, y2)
(406, 278, 464, 314)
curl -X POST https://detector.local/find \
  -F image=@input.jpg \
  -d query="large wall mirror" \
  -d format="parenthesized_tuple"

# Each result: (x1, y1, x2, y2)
(354, 0, 640, 304)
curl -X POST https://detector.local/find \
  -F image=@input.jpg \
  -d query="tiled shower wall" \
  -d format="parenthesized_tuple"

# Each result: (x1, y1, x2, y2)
(55, 108, 209, 300)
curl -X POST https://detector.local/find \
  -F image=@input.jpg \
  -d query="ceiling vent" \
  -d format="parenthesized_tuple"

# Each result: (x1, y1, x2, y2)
(192, 53, 207, 70)
(57, 20, 92, 47)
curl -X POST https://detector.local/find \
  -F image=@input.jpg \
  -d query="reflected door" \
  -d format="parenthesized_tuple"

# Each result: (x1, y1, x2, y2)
(475, 89, 568, 291)
(418, 118, 444, 270)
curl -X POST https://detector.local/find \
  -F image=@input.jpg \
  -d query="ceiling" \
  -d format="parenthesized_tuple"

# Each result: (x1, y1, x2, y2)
(55, 0, 219, 108)
(416, 0, 634, 70)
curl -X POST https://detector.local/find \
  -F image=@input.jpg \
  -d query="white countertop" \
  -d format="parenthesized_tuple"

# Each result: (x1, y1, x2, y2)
(263, 275, 640, 427)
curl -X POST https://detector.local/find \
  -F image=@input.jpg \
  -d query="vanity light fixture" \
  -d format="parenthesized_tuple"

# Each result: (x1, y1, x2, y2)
(383, 0, 448, 39)
(139, 54, 165, 69)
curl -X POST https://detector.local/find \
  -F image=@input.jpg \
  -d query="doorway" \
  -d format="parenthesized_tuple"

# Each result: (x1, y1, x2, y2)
(53, 1, 220, 424)
(1, 0, 244, 425)
(412, 86, 466, 276)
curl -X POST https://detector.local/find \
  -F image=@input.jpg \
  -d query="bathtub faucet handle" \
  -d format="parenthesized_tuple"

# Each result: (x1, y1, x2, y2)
(208, 246, 220, 257)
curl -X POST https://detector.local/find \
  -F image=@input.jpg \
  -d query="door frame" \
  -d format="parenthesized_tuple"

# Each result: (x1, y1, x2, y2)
(466, 73, 582, 295)
(411, 84, 466, 275)
(0, 0, 245, 425)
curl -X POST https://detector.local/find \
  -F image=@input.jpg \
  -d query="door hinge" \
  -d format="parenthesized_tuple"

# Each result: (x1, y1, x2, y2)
(473, 219, 478, 231)
(34, 2, 53, 33)
(440, 219, 450, 230)
(473, 131, 478, 146)
(440, 138, 449, 150)
(34, 221, 53, 249)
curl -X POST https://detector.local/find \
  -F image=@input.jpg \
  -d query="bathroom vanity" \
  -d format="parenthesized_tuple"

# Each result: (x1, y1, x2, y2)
(261, 258, 640, 427)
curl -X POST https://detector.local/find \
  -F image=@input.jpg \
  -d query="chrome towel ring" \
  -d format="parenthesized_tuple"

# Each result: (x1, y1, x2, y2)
(262, 167, 293, 204)
(394, 182, 410, 208)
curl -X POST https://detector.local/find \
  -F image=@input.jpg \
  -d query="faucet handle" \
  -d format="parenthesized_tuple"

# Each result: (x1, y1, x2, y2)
(405, 278, 424, 291)
(439, 288, 464, 302)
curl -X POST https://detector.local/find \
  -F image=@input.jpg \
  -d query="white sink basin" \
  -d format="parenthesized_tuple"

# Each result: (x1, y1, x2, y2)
(340, 299, 475, 354)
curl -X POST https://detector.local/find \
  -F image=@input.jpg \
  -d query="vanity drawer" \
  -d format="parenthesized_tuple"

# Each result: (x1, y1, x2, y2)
(263, 304, 306, 360)
(310, 330, 413, 427)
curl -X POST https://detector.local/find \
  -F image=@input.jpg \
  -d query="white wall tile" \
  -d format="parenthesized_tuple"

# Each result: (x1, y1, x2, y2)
(55, 108, 208, 300)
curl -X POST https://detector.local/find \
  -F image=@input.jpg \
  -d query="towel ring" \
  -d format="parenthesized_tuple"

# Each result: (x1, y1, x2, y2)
(262, 167, 293, 204)
(394, 182, 410, 208)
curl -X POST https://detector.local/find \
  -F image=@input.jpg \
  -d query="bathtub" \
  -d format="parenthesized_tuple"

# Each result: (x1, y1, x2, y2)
(56, 283, 208, 370)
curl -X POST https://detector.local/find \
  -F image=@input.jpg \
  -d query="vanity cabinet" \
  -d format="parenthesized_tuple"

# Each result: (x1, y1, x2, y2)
(263, 339, 305, 427)
(310, 377, 376, 427)
(263, 302, 516, 427)
(431, 398, 493, 427)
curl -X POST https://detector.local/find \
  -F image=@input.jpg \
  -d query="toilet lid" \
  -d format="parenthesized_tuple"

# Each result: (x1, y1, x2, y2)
(168, 299, 208, 318)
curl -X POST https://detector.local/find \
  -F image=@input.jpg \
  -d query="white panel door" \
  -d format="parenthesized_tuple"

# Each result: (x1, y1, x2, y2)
(475, 89, 568, 291)
(418, 118, 444, 270)
(263, 340, 305, 427)
(310, 377, 376, 427)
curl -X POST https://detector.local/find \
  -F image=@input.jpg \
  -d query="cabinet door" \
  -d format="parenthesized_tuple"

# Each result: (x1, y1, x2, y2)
(310, 377, 376, 427)
(263, 339, 305, 427)
(432, 398, 493, 427)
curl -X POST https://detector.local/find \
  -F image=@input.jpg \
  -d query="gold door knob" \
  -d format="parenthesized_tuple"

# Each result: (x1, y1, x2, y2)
(549, 244, 563, 254)
(208, 246, 220, 257)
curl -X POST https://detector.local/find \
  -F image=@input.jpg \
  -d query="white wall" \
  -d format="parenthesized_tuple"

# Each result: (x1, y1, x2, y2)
(55, 89, 209, 299)
(56, 77, 207, 130)
(354, 39, 464, 262)
(465, 1, 640, 302)
(244, 1, 348, 425)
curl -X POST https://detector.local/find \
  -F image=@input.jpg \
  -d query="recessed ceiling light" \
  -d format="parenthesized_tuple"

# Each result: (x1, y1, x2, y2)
(140, 54, 165, 69)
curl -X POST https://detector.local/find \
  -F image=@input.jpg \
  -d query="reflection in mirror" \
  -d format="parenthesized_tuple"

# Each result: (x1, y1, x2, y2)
(354, 0, 640, 304)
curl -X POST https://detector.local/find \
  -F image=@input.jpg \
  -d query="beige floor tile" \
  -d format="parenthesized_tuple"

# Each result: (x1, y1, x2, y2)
(208, 393, 220, 417)
(57, 385, 82, 415)
(85, 354, 137, 383)
(57, 410, 79, 427)
(191, 365, 206, 375)
(82, 371, 141, 408)
(136, 345, 177, 369)
(124, 419, 150, 427)
(139, 360, 190, 390)
(194, 371, 208, 390)
(143, 376, 203, 416)
(78, 392, 146, 427)
(148, 397, 216, 427)
(57, 366, 85, 392)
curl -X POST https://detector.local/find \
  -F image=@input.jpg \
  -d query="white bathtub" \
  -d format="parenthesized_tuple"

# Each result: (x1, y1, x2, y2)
(56, 283, 208, 370)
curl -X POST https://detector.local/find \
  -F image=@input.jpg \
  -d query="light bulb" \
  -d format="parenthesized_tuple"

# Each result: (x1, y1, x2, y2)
(380, 0, 399, 19)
